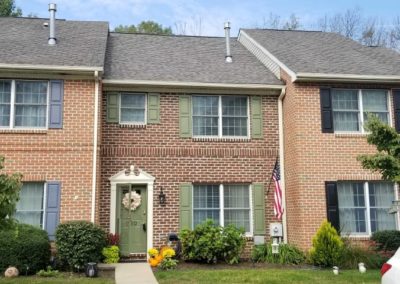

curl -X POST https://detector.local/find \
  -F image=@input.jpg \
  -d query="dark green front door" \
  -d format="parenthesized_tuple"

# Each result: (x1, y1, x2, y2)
(117, 185, 147, 255)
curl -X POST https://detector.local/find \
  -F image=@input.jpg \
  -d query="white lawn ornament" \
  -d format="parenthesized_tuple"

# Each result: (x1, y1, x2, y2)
(358, 262, 366, 273)
(4, 267, 19, 278)
(332, 266, 339, 275)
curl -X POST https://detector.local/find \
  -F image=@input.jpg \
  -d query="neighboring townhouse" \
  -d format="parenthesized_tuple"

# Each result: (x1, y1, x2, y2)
(239, 29, 400, 249)
(0, 17, 108, 239)
(100, 32, 284, 256)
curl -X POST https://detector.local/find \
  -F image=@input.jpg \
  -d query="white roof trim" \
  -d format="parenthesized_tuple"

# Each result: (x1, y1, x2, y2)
(102, 79, 283, 90)
(0, 63, 103, 72)
(238, 30, 297, 81)
(295, 72, 400, 83)
(109, 165, 155, 183)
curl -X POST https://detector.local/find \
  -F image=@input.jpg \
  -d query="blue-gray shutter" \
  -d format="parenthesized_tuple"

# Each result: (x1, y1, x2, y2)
(325, 181, 340, 233)
(48, 80, 64, 129)
(45, 181, 61, 240)
(393, 89, 400, 133)
(320, 88, 333, 133)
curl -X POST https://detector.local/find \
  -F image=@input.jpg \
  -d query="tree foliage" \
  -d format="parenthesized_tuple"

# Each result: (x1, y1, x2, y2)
(0, 0, 22, 17)
(0, 155, 22, 229)
(114, 20, 173, 35)
(358, 115, 400, 183)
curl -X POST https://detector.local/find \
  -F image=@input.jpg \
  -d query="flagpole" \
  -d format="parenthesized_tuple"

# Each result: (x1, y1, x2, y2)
(266, 156, 279, 195)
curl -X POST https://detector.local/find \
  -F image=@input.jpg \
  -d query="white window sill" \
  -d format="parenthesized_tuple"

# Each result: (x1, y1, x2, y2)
(192, 136, 251, 142)
(119, 124, 147, 129)
(334, 132, 368, 138)
(0, 128, 48, 134)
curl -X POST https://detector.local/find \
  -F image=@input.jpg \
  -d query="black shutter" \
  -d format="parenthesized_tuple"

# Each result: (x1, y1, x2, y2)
(320, 88, 334, 133)
(325, 181, 340, 232)
(393, 89, 400, 133)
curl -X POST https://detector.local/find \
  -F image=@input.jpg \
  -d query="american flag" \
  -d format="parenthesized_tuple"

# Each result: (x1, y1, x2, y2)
(272, 160, 284, 220)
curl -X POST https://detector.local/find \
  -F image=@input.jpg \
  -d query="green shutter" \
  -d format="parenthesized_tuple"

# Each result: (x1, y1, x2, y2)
(106, 92, 119, 123)
(179, 183, 192, 231)
(253, 183, 265, 235)
(179, 95, 192, 137)
(251, 96, 263, 139)
(147, 93, 160, 124)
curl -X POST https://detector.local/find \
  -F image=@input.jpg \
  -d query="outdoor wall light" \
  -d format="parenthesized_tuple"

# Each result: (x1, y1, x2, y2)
(271, 238, 279, 254)
(159, 187, 166, 205)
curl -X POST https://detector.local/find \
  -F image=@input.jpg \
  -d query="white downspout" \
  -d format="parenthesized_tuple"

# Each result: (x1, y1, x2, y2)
(91, 71, 100, 223)
(278, 87, 288, 243)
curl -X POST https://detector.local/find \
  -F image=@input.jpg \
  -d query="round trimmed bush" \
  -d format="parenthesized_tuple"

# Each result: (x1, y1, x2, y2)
(371, 230, 400, 252)
(0, 224, 51, 274)
(56, 221, 107, 269)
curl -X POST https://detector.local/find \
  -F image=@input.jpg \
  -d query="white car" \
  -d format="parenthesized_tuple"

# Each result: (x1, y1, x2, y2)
(382, 247, 400, 284)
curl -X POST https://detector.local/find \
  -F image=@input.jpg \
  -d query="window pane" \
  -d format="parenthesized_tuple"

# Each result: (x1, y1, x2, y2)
(193, 185, 220, 227)
(15, 183, 44, 228)
(192, 96, 219, 136)
(332, 90, 359, 110)
(0, 80, 11, 127)
(222, 97, 248, 137)
(332, 90, 360, 132)
(15, 81, 47, 127)
(224, 185, 250, 232)
(369, 182, 396, 232)
(338, 182, 367, 234)
(333, 112, 359, 131)
(222, 97, 247, 116)
(362, 90, 388, 112)
(120, 93, 146, 123)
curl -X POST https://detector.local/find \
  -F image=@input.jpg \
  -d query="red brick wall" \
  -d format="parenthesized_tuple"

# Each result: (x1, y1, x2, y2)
(0, 79, 97, 222)
(99, 92, 280, 248)
(281, 69, 400, 250)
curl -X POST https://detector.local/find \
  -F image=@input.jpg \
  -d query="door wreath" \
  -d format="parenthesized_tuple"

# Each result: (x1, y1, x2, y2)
(122, 191, 141, 211)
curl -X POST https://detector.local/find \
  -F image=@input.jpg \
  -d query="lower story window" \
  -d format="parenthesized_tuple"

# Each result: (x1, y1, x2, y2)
(193, 184, 251, 233)
(15, 182, 45, 228)
(337, 181, 396, 235)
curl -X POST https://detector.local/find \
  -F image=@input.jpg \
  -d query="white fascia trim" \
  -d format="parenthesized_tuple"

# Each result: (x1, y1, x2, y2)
(91, 71, 100, 223)
(278, 87, 288, 243)
(102, 79, 284, 90)
(295, 72, 400, 83)
(0, 63, 103, 72)
(238, 30, 297, 81)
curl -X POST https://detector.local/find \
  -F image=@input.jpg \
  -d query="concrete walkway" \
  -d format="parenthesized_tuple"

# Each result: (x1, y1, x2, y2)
(114, 263, 158, 284)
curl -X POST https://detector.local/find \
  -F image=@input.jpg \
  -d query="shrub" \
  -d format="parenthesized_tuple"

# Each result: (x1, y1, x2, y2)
(107, 233, 120, 246)
(36, 266, 59, 277)
(56, 221, 107, 269)
(371, 230, 400, 252)
(180, 219, 245, 264)
(159, 258, 178, 270)
(0, 224, 50, 274)
(309, 220, 344, 267)
(251, 243, 305, 265)
(102, 245, 120, 264)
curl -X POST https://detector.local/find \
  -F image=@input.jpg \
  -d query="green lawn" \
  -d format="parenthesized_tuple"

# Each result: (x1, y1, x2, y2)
(0, 273, 114, 284)
(155, 268, 381, 284)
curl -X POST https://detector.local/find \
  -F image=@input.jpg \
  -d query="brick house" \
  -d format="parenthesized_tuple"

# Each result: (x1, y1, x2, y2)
(1, 10, 400, 256)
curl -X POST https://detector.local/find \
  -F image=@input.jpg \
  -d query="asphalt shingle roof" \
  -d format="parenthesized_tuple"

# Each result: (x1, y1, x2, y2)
(0, 17, 109, 68)
(104, 32, 282, 85)
(243, 29, 400, 76)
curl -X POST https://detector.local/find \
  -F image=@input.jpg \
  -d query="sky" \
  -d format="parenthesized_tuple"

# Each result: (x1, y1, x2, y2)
(16, 0, 400, 36)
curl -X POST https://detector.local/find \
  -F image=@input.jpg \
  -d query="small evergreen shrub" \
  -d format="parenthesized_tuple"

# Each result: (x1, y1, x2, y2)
(102, 245, 120, 264)
(309, 220, 344, 267)
(36, 266, 59, 277)
(56, 221, 107, 270)
(180, 219, 245, 264)
(371, 230, 400, 252)
(0, 224, 50, 274)
(251, 243, 305, 265)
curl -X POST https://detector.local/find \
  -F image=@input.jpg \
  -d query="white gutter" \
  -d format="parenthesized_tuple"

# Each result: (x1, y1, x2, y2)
(278, 87, 288, 243)
(102, 79, 283, 90)
(294, 72, 400, 83)
(0, 63, 103, 72)
(91, 71, 100, 223)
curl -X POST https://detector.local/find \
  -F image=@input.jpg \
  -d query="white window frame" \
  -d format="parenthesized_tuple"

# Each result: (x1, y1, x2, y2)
(15, 182, 47, 230)
(332, 89, 391, 134)
(0, 80, 49, 130)
(118, 92, 147, 125)
(192, 95, 250, 139)
(338, 181, 398, 237)
(192, 184, 253, 236)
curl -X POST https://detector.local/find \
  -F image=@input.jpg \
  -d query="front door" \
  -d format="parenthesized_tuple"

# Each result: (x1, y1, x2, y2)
(117, 185, 147, 256)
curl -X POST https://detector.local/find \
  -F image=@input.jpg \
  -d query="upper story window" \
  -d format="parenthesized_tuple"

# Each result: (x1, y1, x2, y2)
(332, 89, 389, 132)
(120, 93, 146, 124)
(192, 95, 248, 137)
(0, 80, 49, 129)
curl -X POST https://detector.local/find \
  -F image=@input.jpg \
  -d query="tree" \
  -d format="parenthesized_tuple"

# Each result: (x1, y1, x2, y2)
(0, 155, 22, 229)
(358, 115, 400, 183)
(0, 0, 22, 17)
(114, 20, 173, 35)
(282, 14, 301, 30)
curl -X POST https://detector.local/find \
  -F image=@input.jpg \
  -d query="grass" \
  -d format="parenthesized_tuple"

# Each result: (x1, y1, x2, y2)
(155, 268, 381, 284)
(0, 273, 114, 284)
